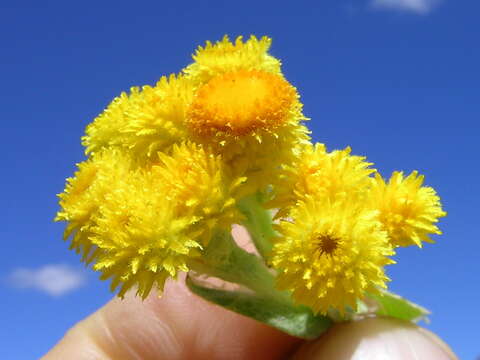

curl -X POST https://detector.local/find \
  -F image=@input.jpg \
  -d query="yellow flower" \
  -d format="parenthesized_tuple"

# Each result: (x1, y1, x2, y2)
(183, 35, 281, 84)
(181, 35, 309, 193)
(187, 72, 308, 193)
(81, 36, 308, 195)
(270, 143, 375, 217)
(55, 148, 134, 262)
(89, 168, 203, 298)
(271, 198, 395, 315)
(82, 74, 194, 160)
(369, 171, 446, 248)
(56, 143, 242, 298)
(152, 142, 244, 245)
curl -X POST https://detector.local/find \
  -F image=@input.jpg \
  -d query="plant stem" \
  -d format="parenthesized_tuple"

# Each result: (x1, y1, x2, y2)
(188, 229, 291, 304)
(237, 192, 277, 259)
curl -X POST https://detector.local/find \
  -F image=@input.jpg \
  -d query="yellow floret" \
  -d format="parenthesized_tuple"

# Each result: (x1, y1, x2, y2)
(270, 143, 375, 217)
(369, 171, 446, 248)
(81, 36, 308, 195)
(55, 149, 134, 262)
(186, 68, 309, 194)
(271, 198, 395, 315)
(89, 168, 203, 298)
(152, 142, 244, 245)
(183, 35, 281, 84)
(56, 143, 243, 298)
(82, 74, 194, 160)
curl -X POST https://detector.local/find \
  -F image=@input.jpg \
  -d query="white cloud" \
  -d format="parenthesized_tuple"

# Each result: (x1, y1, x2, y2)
(7, 264, 86, 296)
(370, 0, 441, 14)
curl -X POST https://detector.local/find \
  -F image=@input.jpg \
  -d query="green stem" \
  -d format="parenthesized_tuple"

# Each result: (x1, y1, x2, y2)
(237, 192, 277, 259)
(186, 231, 332, 339)
(188, 230, 291, 304)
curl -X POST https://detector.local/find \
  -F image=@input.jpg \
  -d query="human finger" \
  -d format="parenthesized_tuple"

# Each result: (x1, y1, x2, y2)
(43, 276, 301, 360)
(291, 317, 457, 360)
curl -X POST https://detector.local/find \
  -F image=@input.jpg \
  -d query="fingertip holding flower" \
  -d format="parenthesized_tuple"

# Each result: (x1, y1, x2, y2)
(292, 317, 458, 360)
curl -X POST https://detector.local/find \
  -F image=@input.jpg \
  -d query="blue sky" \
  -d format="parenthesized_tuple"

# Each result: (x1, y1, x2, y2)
(1, 0, 478, 358)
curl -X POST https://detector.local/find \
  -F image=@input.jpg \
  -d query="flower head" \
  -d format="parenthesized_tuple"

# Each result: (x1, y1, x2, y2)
(90, 167, 203, 298)
(55, 148, 134, 262)
(180, 36, 309, 194)
(183, 35, 281, 84)
(152, 142, 244, 244)
(56, 35, 445, 315)
(270, 143, 375, 217)
(369, 171, 446, 247)
(186, 71, 308, 193)
(83, 74, 194, 160)
(271, 198, 395, 315)
(56, 143, 242, 298)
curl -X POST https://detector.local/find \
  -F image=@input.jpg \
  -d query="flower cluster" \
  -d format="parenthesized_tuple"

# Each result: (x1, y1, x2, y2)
(56, 35, 445, 315)
(268, 143, 445, 314)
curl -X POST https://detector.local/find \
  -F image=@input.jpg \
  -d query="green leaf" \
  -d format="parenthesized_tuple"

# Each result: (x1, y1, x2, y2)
(368, 289, 430, 322)
(186, 275, 332, 339)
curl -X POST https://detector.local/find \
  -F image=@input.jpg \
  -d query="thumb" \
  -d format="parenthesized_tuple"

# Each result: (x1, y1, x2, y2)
(42, 277, 300, 360)
(291, 317, 458, 360)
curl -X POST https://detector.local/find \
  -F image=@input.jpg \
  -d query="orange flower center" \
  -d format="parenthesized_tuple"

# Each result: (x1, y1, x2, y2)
(187, 70, 297, 136)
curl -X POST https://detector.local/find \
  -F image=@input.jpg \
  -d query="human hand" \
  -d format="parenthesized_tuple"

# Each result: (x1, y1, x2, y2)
(43, 277, 457, 360)
(44, 227, 456, 360)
